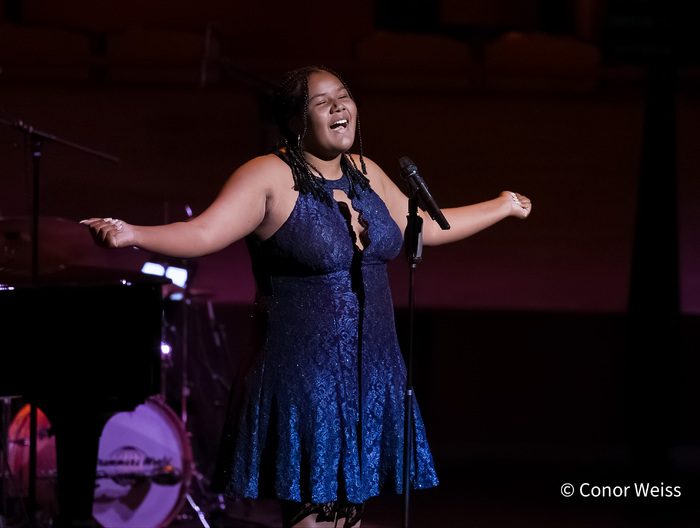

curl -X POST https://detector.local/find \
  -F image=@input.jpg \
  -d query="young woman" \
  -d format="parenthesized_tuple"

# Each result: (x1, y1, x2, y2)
(82, 66, 531, 528)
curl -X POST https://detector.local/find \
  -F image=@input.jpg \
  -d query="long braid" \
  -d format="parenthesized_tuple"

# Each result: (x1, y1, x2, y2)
(271, 66, 371, 204)
(272, 68, 331, 204)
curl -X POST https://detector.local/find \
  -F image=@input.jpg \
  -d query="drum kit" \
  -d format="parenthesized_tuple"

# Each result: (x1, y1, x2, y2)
(0, 115, 234, 527)
(0, 255, 233, 528)
(0, 263, 234, 528)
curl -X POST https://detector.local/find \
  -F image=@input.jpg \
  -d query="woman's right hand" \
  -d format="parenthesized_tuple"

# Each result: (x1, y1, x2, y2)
(80, 217, 136, 249)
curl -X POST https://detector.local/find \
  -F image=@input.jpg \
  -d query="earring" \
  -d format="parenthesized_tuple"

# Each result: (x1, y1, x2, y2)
(297, 134, 301, 149)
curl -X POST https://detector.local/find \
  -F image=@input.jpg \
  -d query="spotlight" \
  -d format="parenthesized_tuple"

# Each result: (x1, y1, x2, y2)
(141, 262, 189, 288)
(160, 341, 172, 358)
(165, 266, 188, 288)
(141, 262, 166, 277)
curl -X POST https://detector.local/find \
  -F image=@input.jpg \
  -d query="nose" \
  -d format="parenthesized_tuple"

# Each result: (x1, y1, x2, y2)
(331, 98, 345, 112)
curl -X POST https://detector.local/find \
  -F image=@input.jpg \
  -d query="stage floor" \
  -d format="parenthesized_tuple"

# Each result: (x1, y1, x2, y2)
(169, 463, 700, 528)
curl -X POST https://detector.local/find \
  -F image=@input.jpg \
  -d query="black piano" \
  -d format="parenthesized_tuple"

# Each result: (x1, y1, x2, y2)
(0, 266, 165, 527)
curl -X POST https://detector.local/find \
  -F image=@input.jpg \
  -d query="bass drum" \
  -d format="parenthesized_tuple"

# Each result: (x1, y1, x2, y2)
(93, 396, 194, 528)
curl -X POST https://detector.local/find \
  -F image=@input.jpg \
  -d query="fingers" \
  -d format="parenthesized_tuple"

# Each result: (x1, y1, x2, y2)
(507, 192, 532, 218)
(79, 217, 126, 247)
(80, 217, 124, 230)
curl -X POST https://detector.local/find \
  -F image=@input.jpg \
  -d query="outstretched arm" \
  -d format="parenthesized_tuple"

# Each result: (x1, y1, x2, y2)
(81, 155, 279, 258)
(363, 156, 532, 246)
(420, 191, 531, 246)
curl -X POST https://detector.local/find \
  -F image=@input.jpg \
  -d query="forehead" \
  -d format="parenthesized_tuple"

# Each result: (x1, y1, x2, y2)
(307, 71, 345, 96)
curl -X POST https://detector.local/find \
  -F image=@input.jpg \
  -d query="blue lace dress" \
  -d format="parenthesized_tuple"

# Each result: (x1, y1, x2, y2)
(214, 168, 438, 505)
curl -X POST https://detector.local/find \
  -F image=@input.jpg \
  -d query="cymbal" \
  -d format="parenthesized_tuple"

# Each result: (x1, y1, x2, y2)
(0, 215, 145, 274)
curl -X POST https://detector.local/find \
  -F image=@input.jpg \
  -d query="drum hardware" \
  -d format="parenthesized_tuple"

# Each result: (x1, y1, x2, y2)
(2, 399, 57, 528)
(150, 204, 233, 527)
(184, 494, 210, 528)
(0, 397, 9, 528)
(160, 341, 174, 402)
(1, 396, 27, 528)
(163, 275, 230, 528)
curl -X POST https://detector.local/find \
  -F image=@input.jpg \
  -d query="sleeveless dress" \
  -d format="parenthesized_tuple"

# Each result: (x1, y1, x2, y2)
(214, 168, 439, 505)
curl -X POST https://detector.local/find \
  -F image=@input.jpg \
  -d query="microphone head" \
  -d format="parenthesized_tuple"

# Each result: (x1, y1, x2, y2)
(399, 156, 416, 178)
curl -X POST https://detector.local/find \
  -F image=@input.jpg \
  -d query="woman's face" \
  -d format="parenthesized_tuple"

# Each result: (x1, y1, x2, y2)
(302, 71, 357, 160)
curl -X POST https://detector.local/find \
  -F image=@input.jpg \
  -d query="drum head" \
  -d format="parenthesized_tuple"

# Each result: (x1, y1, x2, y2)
(93, 397, 193, 528)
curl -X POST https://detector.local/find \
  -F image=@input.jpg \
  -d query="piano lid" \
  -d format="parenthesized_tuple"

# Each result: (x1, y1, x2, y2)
(0, 266, 165, 407)
(0, 264, 171, 288)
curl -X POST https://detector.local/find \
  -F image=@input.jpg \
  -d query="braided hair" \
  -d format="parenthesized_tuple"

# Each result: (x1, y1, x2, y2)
(271, 66, 371, 205)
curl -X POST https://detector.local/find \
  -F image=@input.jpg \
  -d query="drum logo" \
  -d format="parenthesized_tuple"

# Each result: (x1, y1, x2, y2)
(96, 446, 182, 486)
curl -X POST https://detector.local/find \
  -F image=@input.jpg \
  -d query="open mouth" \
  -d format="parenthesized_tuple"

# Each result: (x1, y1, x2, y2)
(330, 119, 348, 130)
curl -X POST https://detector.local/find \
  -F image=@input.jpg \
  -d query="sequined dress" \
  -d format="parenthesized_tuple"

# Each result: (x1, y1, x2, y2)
(215, 168, 438, 504)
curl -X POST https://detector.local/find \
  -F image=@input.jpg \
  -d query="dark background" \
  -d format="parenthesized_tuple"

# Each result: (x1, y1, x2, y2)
(2, 1, 700, 526)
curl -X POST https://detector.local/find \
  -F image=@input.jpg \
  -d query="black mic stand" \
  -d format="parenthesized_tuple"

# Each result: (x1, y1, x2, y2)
(402, 181, 423, 528)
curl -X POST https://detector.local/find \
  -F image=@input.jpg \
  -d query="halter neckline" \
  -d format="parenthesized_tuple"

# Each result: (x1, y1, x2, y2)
(319, 170, 349, 191)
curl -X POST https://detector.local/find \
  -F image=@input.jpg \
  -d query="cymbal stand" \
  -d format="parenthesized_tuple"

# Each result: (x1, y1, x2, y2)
(0, 396, 29, 528)
(0, 116, 120, 281)
(160, 321, 174, 402)
(1, 115, 118, 528)
(172, 265, 228, 527)
(184, 294, 231, 522)
(1, 397, 13, 528)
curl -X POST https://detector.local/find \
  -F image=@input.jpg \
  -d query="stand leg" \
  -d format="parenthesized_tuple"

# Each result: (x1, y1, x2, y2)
(28, 403, 37, 524)
(401, 189, 423, 528)
(402, 258, 419, 528)
(52, 409, 104, 528)
(0, 398, 12, 528)
(186, 492, 211, 528)
(402, 391, 413, 528)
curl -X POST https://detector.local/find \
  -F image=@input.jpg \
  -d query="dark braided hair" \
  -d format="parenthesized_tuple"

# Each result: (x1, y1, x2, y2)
(271, 66, 371, 205)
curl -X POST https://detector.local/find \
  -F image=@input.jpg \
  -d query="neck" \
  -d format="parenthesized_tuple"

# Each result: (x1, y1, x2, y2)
(304, 151, 344, 180)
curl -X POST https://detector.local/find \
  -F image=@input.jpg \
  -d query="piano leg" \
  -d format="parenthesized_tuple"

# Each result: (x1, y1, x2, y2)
(51, 408, 109, 528)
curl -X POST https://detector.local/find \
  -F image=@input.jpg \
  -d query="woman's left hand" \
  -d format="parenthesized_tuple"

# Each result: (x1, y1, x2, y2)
(502, 191, 532, 219)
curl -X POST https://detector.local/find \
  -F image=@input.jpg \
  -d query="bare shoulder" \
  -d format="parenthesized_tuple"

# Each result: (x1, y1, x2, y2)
(215, 153, 294, 206)
(348, 153, 400, 195)
(231, 153, 298, 240)
(348, 154, 387, 185)
(230, 153, 291, 186)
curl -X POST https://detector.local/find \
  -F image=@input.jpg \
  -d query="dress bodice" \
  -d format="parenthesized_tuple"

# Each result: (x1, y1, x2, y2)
(246, 171, 403, 289)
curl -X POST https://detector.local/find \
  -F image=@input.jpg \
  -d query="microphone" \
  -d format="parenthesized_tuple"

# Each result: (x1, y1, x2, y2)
(399, 156, 450, 230)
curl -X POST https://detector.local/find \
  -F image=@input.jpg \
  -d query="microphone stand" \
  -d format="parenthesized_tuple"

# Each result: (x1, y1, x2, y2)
(0, 115, 118, 526)
(402, 181, 423, 528)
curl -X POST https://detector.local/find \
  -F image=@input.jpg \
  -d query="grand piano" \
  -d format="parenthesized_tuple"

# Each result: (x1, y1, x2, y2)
(1, 217, 165, 527)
